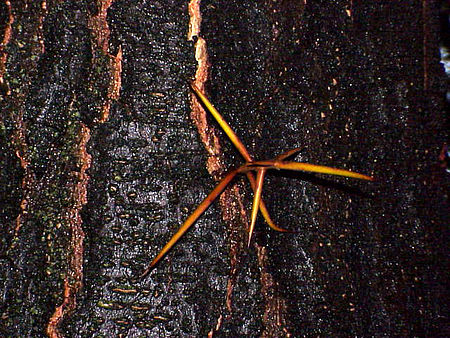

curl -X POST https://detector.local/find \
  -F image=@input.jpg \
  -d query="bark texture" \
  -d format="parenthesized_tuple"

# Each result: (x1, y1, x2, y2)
(0, 0, 448, 337)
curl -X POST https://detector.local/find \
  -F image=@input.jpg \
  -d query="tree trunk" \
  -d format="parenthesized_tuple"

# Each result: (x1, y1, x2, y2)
(0, 0, 447, 337)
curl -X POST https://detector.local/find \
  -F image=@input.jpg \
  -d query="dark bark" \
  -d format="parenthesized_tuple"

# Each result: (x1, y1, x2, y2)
(0, 0, 447, 337)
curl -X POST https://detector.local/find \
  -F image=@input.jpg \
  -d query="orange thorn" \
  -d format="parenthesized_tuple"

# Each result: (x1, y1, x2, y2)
(141, 167, 242, 277)
(276, 147, 302, 161)
(190, 82, 252, 162)
(249, 160, 374, 181)
(245, 171, 291, 232)
(248, 169, 265, 247)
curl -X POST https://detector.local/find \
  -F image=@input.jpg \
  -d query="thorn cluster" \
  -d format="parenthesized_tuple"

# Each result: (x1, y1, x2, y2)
(141, 83, 373, 277)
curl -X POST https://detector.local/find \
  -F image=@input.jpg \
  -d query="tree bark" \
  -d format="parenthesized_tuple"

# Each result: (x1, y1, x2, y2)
(0, 0, 447, 337)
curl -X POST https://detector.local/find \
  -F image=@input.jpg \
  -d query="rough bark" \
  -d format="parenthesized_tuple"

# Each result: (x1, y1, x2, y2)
(0, 0, 447, 337)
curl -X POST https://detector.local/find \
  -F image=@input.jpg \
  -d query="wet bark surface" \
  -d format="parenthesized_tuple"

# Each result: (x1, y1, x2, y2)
(0, 1, 448, 337)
